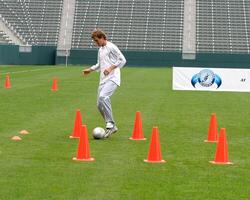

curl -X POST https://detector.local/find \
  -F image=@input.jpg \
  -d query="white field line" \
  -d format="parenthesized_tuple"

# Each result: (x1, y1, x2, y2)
(0, 66, 67, 75)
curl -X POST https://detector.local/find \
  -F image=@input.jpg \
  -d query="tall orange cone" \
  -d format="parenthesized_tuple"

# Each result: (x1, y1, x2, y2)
(73, 125, 94, 161)
(144, 127, 166, 163)
(210, 128, 233, 165)
(5, 74, 11, 89)
(204, 113, 218, 142)
(129, 111, 146, 140)
(69, 109, 82, 138)
(51, 78, 58, 91)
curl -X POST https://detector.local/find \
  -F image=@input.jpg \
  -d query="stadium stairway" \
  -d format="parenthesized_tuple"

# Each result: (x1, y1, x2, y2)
(0, 16, 25, 45)
(57, 0, 76, 56)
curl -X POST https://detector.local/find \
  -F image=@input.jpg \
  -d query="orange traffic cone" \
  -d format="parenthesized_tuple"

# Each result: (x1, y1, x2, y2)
(210, 128, 233, 165)
(204, 113, 218, 143)
(5, 74, 11, 89)
(144, 127, 166, 163)
(129, 111, 146, 140)
(51, 78, 58, 91)
(73, 125, 94, 161)
(69, 109, 82, 138)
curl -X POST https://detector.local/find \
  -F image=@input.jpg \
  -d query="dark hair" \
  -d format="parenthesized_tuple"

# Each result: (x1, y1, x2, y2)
(91, 29, 107, 40)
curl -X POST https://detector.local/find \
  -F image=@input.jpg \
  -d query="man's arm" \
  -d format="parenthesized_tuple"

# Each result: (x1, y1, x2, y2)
(111, 45, 126, 68)
(82, 68, 94, 76)
(104, 44, 126, 76)
(82, 50, 100, 76)
(104, 64, 117, 76)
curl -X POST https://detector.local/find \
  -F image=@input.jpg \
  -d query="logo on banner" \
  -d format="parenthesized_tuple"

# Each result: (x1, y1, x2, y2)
(191, 69, 222, 88)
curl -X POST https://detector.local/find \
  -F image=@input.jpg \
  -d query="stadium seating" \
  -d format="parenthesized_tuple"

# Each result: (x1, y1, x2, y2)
(0, 0, 63, 46)
(71, 0, 184, 51)
(0, 0, 249, 54)
(0, 30, 12, 44)
(197, 0, 250, 53)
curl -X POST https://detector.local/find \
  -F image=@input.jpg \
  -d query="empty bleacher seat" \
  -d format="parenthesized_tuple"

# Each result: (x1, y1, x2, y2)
(0, 0, 63, 46)
(197, 0, 250, 53)
(71, 0, 184, 51)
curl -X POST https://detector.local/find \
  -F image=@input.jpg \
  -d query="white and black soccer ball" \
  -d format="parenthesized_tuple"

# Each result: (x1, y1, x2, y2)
(92, 127, 105, 139)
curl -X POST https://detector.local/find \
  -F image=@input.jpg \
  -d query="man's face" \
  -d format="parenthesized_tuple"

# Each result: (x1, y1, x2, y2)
(93, 37, 106, 47)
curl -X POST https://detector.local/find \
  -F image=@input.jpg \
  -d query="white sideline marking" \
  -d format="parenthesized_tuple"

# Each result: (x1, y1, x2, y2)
(0, 67, 66, 75)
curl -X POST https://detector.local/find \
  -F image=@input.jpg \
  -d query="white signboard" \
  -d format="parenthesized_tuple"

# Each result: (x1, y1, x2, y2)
(172, 67, 250, 92)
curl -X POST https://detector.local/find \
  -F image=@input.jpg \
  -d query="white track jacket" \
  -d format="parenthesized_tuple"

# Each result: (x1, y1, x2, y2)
(90, 41, 126, 86)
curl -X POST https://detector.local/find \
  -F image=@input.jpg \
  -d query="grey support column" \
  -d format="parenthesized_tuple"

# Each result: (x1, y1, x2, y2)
(57, 0, 76, 57)
(182, 0, 196, 60)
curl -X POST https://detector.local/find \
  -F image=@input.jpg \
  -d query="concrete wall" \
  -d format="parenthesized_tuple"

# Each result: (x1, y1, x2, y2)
(0, 45, 250, 68)
(56, 49, 250, 68)
(0, 45, 56, 65)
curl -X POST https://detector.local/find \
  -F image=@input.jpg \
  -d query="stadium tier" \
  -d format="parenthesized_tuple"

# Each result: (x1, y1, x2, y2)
(0, 0, 250, 54)
(0, 30, 12, 44)
(197, 0, 250, 53)
(0, 0, 63, 46)
(72, 0, 184, 51)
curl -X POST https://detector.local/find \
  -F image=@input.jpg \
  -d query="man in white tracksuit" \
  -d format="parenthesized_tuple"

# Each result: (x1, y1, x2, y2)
(82, 29, 126, 138)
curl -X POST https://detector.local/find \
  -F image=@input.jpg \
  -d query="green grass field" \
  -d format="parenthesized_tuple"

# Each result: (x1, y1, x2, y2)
(0, 65, 249, 200)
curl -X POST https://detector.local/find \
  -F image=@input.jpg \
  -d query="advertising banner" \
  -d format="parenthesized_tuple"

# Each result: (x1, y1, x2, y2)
(173, 67, 250, 92)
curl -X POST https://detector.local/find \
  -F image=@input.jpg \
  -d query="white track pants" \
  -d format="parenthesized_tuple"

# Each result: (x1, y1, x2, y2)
(97, 80, 118, 125)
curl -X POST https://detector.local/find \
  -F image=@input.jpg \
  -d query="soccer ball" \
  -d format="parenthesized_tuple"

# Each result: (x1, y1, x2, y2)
(92, 127, 105, 139)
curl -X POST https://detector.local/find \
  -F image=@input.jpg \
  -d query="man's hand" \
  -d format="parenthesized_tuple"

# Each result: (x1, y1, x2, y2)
(104, 65, 116, 76)
(82, 68, 92, 76)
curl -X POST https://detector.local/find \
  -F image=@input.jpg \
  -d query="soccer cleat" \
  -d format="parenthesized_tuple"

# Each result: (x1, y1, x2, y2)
(106, 122, 114, 129)
(104, 126, 118, 138)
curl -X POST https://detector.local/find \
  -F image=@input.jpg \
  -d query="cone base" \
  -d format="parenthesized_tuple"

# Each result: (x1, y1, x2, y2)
(72, 157, 95, 162)
(144, 159, 166, 163)
(129, 137, 146, 141)
(204, 140, 218, 143)
(209, 161, 233, 165)
(69, 135, 80, 139)
(51, 89, 58, 91)
(11, 136, 22, 141)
